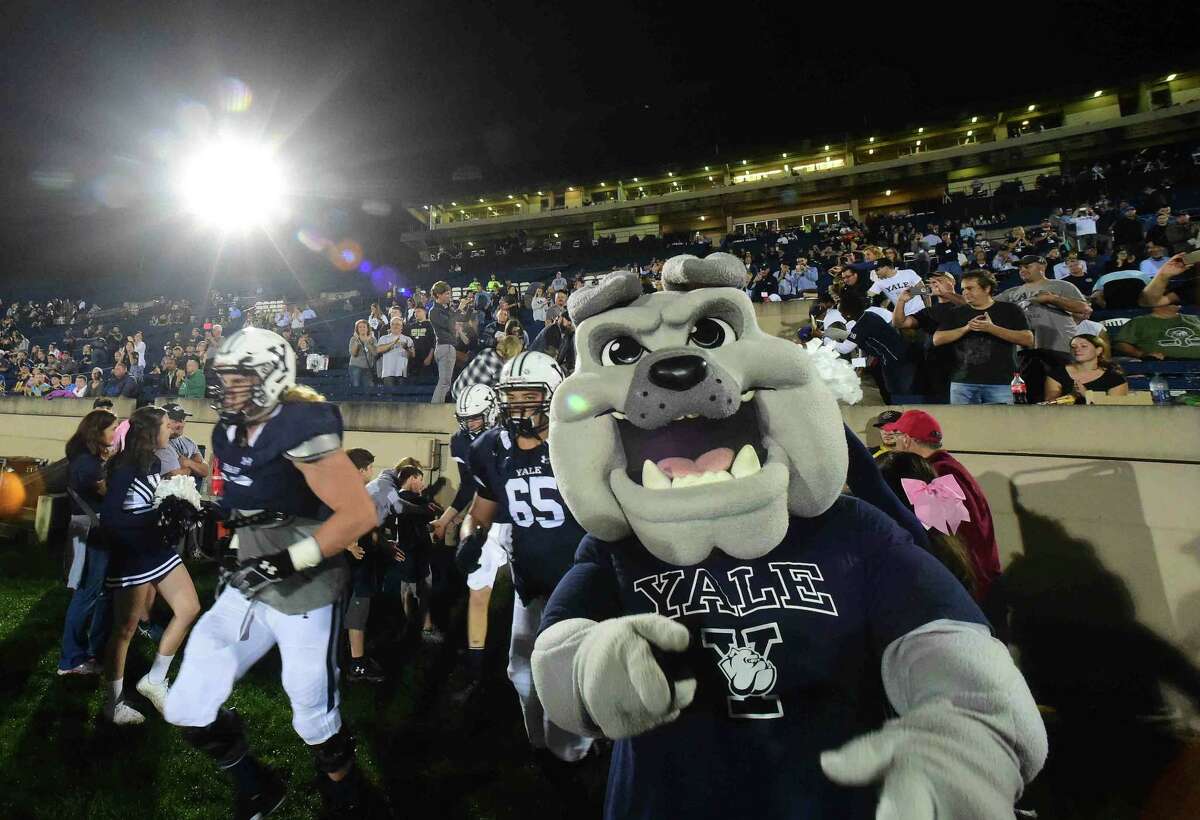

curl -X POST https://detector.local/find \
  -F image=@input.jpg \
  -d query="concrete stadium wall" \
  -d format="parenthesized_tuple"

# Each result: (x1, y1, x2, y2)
(3, 396, 1199, 684)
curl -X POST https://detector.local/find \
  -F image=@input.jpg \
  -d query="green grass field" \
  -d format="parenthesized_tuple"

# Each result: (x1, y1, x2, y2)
(0, 539, 608, 819)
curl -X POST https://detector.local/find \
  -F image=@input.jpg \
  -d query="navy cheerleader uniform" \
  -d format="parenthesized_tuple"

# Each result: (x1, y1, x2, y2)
(102, 459, 180, 588)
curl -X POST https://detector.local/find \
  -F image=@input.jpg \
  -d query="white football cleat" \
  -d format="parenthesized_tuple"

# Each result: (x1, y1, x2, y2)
(104, 698, 146, 725)
(136, 675, 170, 715)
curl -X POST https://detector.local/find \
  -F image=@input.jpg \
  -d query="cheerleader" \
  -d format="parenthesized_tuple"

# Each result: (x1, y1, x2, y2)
(100, 405, 201, 725)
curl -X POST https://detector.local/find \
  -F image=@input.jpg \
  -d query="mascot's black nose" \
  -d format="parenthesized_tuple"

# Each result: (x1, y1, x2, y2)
(648, 355, 708, 392)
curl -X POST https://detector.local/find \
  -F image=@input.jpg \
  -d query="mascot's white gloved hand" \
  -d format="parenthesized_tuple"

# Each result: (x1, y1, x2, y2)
(820, 697, 1027, 820)
(534, 613, 696, 740)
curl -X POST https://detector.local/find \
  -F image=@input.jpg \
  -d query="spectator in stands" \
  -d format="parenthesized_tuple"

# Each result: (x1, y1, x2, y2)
(1139, 244, 1171, 276)
(1165, 212, 1198, 254)
(376, 316, 414, 385)
(1116, 255, 1200, 360)
(72, 374, 88, 398)
(204, 325, 222, 366)
(996, 255, 1092, 402)
(867, 259, 922, 307)
(128, 351, 144, 381)
(881, 410, 1001, 601)
(155, 404, 209, 482)
(348, 319, 379, 392)
(746, 267, 779, 302)
(1105, 247, 1139, 274)
(153, 356, 184, 395)
(366, 303, 386, 335)
(1112, 206, 1145, 250)
(407, 306, 435, 382)
(836, 291, 915, 401)
(429, 281, 457, 404)
(531, 287, 547, 323)
(133, 331, 146, 367)
(934, 269, 1034, 405)
(46, 374, 77, 399)
(83, 367, 105, 398)
(57, 407, 119, 676)
(483, 305, 513, 344)
(550, 271, 568, 294)
(1061, 258, 1099, 297)
(103, 363, 139, 399)
(544, 290, 569, 325)
(1145, 211, 1172, 250)
(451, 335, 523, 399)
(178, 358, 206, 399)
(1043, 334, 1129, 402)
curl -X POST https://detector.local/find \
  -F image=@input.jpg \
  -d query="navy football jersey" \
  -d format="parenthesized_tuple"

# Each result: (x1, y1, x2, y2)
(468, 428, 584, 601)
(213, 401, 343, 519)
(541, 496, 987, 820)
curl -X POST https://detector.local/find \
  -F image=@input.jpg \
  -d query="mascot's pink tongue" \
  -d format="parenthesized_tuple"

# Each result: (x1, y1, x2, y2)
(657, 448, 734, 478)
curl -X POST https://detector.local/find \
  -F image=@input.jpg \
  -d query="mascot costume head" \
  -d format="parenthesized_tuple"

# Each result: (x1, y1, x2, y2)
(549, 253, 847, 564)
(532, 253, 1046, 820)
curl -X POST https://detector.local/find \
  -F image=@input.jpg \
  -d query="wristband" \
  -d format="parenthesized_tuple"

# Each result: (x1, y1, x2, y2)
(287, 536, 323, 571)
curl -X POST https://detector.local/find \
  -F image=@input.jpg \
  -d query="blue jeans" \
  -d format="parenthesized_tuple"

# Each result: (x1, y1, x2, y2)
(950, 383, 1014, 405)
(348, 365, 373, 392)
(58, 544, 112, 669)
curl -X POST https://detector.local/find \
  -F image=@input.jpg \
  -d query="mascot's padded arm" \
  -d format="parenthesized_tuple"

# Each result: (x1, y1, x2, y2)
(534, 541, 689, 740)
(822, 619, 1049, 820)
(842, 425, 930, 551)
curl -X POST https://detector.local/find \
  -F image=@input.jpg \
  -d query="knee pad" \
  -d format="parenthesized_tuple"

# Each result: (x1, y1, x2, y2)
(311, 727, 356, 774)
(180, 707, 249, 769)
(344, 596, 371, 631)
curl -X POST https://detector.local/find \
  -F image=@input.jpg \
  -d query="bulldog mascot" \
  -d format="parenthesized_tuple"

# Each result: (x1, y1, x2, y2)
(531, 254, 1046, 819)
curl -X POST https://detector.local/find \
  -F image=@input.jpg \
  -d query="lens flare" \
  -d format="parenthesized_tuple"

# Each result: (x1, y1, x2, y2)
(0, 471, 27, 518)
(565, 393, 590, 414)
(219, 77, 253, 113)
(329, 239, 363, 271)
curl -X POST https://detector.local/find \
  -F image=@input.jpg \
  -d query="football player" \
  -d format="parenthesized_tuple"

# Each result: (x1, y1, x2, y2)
(432, 384, 511, 696)
(163, 328, 378, 818)
(463, 352, 593, 762)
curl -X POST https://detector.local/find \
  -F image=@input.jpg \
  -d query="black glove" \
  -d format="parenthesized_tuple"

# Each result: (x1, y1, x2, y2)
(455, 530, 487, 575)
(228, 550, 297, 597)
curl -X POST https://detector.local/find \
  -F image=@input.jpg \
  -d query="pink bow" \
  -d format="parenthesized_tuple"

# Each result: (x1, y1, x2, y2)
(901, 475, 970, 535)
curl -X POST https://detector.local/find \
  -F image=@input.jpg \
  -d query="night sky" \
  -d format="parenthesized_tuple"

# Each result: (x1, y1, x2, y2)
(0, 0, 1194, 281)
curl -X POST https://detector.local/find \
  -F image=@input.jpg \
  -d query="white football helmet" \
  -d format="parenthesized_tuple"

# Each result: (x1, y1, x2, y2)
(455, 383, 499, 439)
(211, 327, 296, 424)
(497, 351, 564, 437)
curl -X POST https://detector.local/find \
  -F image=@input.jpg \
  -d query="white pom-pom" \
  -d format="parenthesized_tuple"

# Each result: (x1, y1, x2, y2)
(802, 340, 863, 405)
(153, 475, 202, 510)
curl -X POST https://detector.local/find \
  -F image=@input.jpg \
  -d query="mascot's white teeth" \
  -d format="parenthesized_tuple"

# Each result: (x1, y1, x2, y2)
(612, 411, 627, 420)
(740, 390, 756, 402)
(640, 444, 761, 489)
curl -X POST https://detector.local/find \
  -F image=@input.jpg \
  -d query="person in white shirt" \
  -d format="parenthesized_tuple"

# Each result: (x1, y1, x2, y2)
(376, 316, 415, 385)
(133, 331, 147, 367)
(1062, 207, 1099, 252)
(300, 304, 318, 322)
(550, 272, 568, 294)
(867, 260, 925, 311)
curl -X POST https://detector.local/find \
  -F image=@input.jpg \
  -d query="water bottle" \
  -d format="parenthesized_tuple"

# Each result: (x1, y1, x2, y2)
(1010, 372, 1028, 405)
(1149, 373, 1171, 406)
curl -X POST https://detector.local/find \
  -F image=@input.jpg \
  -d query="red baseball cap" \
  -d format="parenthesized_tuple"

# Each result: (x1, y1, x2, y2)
(881, 409, 943, 443)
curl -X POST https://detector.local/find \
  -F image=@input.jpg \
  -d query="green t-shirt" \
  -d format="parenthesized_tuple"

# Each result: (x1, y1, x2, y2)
(1117, 314, 1200, 359)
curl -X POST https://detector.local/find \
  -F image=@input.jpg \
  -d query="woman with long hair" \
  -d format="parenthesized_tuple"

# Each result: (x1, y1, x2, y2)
(1044, 333, 1129, 402)
(348, 319, 377, 393)
(100, 405, 200, 724)
(875, 450, 979, 599)
(57, 409, 118, 676)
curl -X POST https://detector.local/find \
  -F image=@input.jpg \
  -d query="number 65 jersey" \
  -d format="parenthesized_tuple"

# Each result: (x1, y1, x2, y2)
(468, 427, 587, 604)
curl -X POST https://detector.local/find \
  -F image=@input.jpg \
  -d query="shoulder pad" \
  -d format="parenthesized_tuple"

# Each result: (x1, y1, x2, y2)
(284, 433, 342, 463)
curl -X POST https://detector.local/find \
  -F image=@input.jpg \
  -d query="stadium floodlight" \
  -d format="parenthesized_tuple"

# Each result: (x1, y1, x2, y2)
(824, 144, 830, 150)
(177, 137, 285, 229)
(1093, 90, 1103, 98)
(971, 116, 978, 123)
(869, 136, 875, 142)
(885, 189, 892, 196)
(1027, 104, 1036, 112)
(1165, 73, 1177, 81)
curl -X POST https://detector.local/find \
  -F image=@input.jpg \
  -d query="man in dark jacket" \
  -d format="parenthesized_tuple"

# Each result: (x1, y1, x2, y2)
(103, 362, 140, 399)
(379, 465, 442, 642)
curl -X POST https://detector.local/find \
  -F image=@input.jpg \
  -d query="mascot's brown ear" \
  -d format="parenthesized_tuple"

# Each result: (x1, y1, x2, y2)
(567, 270, 645, 325)
(662, 252, 748, 291)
